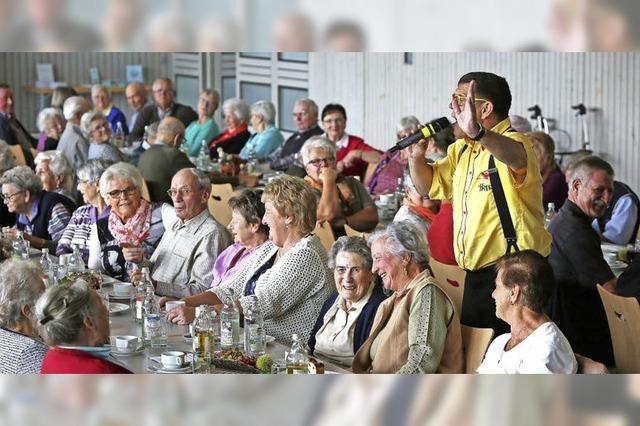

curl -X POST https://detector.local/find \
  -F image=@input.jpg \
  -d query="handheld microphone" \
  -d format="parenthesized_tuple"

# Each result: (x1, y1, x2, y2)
(389, 117, 451, 152)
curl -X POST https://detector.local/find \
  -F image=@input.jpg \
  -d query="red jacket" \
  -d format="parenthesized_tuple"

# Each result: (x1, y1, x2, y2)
(41, 347, 131, 374)
(336, 135, 381, 179)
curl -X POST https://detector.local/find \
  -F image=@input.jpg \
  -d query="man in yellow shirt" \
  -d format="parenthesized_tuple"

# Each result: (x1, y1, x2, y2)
(407, 72, 551, 336)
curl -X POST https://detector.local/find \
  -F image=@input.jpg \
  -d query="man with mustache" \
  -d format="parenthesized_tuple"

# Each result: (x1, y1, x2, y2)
(547, 155, 616, 366)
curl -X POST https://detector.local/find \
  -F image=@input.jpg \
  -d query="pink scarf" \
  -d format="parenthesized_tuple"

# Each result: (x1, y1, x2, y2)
(108, 199, 151, 246)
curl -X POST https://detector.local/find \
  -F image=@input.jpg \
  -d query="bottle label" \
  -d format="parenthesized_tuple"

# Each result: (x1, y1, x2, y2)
(221, 326, 232, 347)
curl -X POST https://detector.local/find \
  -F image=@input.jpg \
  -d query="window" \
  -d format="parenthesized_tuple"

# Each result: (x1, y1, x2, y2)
(175, 75, 199, 110)
(278, 53, 309, 63)
(222, 77, 236, 101)
(239, 52, 271, 60)
(278, 86, 308, 132)
(240, 82, 271, 107)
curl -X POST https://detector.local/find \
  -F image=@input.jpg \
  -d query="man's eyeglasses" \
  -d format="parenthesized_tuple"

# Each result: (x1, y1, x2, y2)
(91, 123, 110, 132)
(306, 157, 336, 167)
(167, 187, 193, 198)
(292, 111, 310, 118)
(452, 94, 489, 107)
(107, 187, 137, 199)
(153, 89, 173, 95)
(1, 190, 23, 202)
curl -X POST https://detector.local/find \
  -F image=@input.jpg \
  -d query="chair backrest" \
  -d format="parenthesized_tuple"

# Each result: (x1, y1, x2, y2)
(344, 223, 371, 241)
(207, 183, 235, 226)
(363, 161, 379, 186)
(314, 221, 336, 251)
(429, 258, 466, 315)
(140, 178, 151, 202)
(30, 148, 38, 159)
(8, 145, 26, 166)
(461, 325, 494, 373)
(575, 354, 608, 374)
(596, 284, 640, 373)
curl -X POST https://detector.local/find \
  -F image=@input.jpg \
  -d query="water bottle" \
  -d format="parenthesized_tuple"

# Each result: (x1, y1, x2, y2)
(244, 295, 266, 356)
(544, 202, 556, 229)
(247, 147, 257, 173)
(134, 267, 152, 323)
(143, 287, 166, 347)
(219, 288, 241, 349)
(286, 334, 309, 374)
(114, 121, 125, 148)
(68, 244, 85, 273)
(193, 305, 216, 364)
(57, 255, 69, 280)
(394, 177, 405, 210)
(198, 139, 211, 170)
(39, 248, 52, 275)
(12, 231, 29, 260)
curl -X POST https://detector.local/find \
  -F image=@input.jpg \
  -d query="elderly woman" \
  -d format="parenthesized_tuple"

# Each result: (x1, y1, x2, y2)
(88, 162, 164, 280)
(208, 97, 251, 158)
(352, 222, 464, 373)
(183, 89, 221, 157)
(527, 131, 568, 209)
(0, 140, 16, 227)
(239, 100, 284, 160)
(159, 189, 270, 307)
(166, 175, 334, 345)
(36, 107, 65, 151)
(91, 84, 129, 135)
(1, 166, 74, 251)
(302, 136, 378, 237)
(34, 150, 76, 205)
(321, 103, 381, 179)
(57, 159, 113, 262)
(0, 260, 48, 374)
(308, 236, 387, 367)
(36, 279, 130, 374)
(81, 111, 125, 163)
(477, 250, 577, 373)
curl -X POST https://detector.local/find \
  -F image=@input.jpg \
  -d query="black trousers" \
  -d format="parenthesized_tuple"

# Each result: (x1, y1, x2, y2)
(461, 266, 510, 337)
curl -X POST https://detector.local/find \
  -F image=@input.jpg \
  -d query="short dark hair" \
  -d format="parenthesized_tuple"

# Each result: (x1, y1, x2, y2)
(495, 250, 556, 313)
(458, 72, 511, 120)
(0, 82, 10, 90)
(321, 103, 347, 121)
(228, 189, 268, 235)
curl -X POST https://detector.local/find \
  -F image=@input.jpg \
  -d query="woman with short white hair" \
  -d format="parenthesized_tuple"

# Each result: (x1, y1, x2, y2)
(34, 150, 76, 205)
(81, 111, 125, 163)
(0, 259, 48, 374)
(239, 100, 284, 160)
(36, 107, 65, 151)
(208, 97, 251, 158)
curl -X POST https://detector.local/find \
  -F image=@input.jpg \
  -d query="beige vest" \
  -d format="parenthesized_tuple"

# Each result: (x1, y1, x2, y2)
(352, 270, 464, 373)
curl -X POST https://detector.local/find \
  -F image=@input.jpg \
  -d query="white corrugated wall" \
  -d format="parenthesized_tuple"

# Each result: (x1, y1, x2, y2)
(309, 52, 640, 193)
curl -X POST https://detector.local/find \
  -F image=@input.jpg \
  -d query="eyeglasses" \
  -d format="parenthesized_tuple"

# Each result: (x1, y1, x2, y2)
(322, 118, 345, 125)
(91, 123, 110, 132)
(1, 190, 23, 202)
(452, 93, 489, 107)
(154, 89, 173, 95)
(107, 186, 137, 199)
(306, 157, 336, 167)
(167, 187, 194, 198)
(292, 111, 310, 118)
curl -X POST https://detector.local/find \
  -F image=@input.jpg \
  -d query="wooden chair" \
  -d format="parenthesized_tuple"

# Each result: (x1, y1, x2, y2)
(30, 148, 38, 159)
(429, 258, 466, 316)
(596, 284, 640, 373)
(363, 161, 379, 186)
(207, 183, 235, 226)
(8, 145, 26, 166)
(461, 325, 494, 373)
(575, 354, 608, 374)
(140, 178, 151, 202)
(344, 224, 371, 240)
(314, 222, 336, 251)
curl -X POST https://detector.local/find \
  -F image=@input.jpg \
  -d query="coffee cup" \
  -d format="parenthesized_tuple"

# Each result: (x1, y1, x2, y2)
(161, 351, 185, 369)
(380, 194, 394, 205)
(165, 300, 186, 312)
(113, 282, 134, 297)
(115, 335, 140, 353)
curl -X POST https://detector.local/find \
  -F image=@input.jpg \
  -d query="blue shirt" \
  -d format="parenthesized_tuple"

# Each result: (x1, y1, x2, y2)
(184, 119, 221, 157)
(239, 125, 284, 160)
(592, 194, 639, 245)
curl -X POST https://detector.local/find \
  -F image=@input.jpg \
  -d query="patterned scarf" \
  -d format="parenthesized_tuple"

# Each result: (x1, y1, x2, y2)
(108, 198, 151, 246)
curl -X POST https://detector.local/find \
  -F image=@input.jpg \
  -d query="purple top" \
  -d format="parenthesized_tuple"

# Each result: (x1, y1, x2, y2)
(367, 151, 407, 196)
(543, 166, 568, 210)
(208, 242, 264, 288)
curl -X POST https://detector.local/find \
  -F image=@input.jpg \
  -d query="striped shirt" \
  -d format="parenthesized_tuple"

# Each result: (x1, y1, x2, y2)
(57, 205, 111, 263)
(0, 328, 48, 374)
(18, 200, 71, 249)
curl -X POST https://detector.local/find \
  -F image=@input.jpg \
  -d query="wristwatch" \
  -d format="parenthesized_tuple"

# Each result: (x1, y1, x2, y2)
(469, 125, 486, 141)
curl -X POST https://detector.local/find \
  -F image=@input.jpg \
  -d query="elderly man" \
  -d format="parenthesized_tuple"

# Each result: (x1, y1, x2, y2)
(129, 78, 197, 141)
(407, 72, 551, 337)
(269, 98, 323, 173)
(0, 83, 36, 166)
(91, 84, 128, 135)
(548, 156, 617, 366)
(148, 168, 231, 298)
(125, 81, 149, 132)
(592, 180, 639, 246)
(138, 117, 194, 203)
(57, 95, 91, 175)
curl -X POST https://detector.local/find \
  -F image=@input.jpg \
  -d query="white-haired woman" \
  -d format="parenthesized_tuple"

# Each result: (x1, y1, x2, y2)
(36, 107, 65, 151)
(57, 159, 113, 262)
(81, 111, 125, 163)
(36, 279, 130, 374)
(239, 100, 284, 160)
(1, 166, 75, 251)
(208, 97, 251, 158)
(0, 140, 16, 227)
(87, 162, 164, 280)
(302, 136, 378, 237)
(184, 89, 221, 157)
(0, 260, 48, 374)
(34, 150, 76, 205)
(352, 222, 464, 373)
(91, 84, 129, 135)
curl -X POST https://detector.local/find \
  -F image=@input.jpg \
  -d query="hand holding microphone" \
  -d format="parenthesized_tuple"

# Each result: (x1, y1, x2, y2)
(388, 117, 452, 153)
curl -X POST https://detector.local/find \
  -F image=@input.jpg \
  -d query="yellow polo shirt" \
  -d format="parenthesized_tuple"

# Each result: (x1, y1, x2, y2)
(429, 118, 551, 271)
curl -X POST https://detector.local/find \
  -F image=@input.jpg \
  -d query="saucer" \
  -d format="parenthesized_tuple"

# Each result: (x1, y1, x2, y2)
(265, 335, 276, 344)
(148, 361, 195, 374)
(109, 303, 130, 315)
(608, 260, 628, 270)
